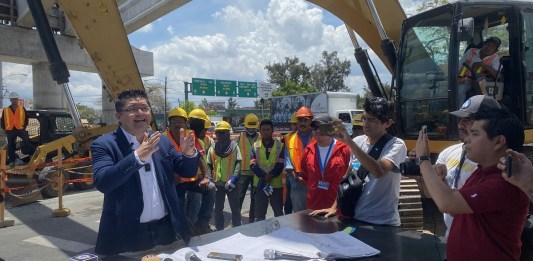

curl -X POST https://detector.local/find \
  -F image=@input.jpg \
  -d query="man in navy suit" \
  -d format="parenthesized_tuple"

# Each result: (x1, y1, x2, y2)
(91, 89, 200, 256)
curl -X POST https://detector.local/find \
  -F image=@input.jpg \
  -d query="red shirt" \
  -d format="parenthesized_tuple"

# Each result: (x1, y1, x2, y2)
(300, 140, 351, 210)
(448, 165, 529, 261)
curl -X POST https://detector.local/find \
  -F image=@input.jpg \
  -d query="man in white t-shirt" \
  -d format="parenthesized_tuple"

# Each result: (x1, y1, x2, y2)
(312, 97, 407, 225)
(434, 95, 501, 237)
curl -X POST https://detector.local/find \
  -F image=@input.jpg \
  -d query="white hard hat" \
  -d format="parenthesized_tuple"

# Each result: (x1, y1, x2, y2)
(8, 92, 19, 99)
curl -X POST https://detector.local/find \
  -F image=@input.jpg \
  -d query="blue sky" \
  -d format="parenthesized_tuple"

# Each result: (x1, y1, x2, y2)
(2, 0, 421, 109)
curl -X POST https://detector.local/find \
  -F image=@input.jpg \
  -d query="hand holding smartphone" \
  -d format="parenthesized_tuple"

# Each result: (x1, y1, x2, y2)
(506, 154, 513, 177)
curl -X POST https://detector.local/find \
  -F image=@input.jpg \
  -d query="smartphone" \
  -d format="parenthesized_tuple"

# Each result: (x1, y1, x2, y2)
(506, 154, 513, 177)
(319, 124, 334, 136)
(207, 252, 243, 261)
(421, 125, 427, 134)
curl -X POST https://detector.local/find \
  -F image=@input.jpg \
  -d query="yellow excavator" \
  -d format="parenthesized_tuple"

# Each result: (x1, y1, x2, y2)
(311, 0, 533, 156)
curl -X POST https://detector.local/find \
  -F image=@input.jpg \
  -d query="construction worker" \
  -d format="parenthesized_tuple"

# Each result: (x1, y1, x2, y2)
(284, 107, 315, 212)
(282, 111, 298, 214)
(1, 92, 34, 166)
(351, 114, 364, 138)
(207, 121, 242, 231)
(238, 113, 260, 223)
(202, 117, 215, 151)
(250, 119, 285, 221)
(164, 107, 215, 234)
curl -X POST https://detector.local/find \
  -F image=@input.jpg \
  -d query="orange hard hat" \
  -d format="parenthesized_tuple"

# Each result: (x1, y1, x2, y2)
(296, 107, 313, 118)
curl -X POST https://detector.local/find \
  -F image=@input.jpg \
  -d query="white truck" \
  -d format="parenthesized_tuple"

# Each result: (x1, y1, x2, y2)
(270, 91, 362, 133)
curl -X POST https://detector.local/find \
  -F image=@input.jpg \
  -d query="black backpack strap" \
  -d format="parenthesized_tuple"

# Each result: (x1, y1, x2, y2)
(357, 133, 394, 180)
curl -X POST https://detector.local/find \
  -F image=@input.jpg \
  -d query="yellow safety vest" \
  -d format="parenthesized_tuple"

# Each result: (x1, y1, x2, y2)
(3, 105, 25, 131)
(238, 132, 259, 171)
(210, 148, 238, 183)
(252, 140, 284, 188)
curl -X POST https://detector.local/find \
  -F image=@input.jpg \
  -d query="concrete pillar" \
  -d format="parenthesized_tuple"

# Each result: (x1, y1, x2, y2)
(101, 84, 117, 125)
(32, 62, 67, 111)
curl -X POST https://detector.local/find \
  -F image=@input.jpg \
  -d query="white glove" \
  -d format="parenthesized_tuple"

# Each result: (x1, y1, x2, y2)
(263, 183, 273, 197)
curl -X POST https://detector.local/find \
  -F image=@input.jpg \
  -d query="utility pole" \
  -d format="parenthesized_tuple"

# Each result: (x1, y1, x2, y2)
(164, 76, 168, 129)
(184, 81, 189, 102)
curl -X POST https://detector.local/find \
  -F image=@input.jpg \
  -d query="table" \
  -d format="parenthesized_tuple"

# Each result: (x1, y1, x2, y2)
(186, 210, 447, 261)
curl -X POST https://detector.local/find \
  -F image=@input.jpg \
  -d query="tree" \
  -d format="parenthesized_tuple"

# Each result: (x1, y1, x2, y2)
(199, 98, 211, 110)
(309, 51, 351, 92)
(265, 57, 311, 87)
(416, 0, 449, 13)
(179, 100, 196, 114)
(271, 81, 318, 97)
(76, 103, 102, 124)
(227, 97, 238, 109)
(254, 98, 271, 110)
(144, 81, 169, 114)
(356, 83, 393, 109)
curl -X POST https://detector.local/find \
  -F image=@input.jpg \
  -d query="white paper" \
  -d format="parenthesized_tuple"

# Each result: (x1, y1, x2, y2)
(158, 227, 380, 261)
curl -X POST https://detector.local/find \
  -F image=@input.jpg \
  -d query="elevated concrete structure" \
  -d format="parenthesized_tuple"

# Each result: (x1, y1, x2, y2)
(0, 0, 192, 123)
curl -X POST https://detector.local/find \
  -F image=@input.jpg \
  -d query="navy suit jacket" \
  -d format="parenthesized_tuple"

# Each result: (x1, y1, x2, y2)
(91, 128, 199, 255)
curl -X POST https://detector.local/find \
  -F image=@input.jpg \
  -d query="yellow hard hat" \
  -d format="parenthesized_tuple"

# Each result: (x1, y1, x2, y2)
(289, 112, 298, 123)
(168, 107, 187, 119)
(188, 108, 209, 121)
(352, 114, 363, 126)
(215, 121, 232, 131)
(204, 117, 212, 129)
(244, 114, 259, 128)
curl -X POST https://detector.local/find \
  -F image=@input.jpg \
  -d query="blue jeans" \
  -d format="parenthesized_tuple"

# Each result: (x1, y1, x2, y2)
(176, 181, 216, 227)
(287, 174, 307, 212)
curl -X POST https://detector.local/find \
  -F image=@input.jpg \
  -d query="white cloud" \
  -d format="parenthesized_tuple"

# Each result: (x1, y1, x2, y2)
(166, 25, 174, 35)
(137, 23, 153, 33)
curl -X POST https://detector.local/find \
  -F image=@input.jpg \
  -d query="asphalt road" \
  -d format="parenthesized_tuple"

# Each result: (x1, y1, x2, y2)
(0, 185, 268, 261)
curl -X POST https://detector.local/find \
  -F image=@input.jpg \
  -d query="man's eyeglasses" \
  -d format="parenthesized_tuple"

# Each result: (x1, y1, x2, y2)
(120, 106, 151, 113)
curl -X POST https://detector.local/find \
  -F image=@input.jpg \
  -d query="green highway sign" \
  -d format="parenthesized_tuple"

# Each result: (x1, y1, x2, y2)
(192, 78, 215, 96)
(216, 80, 237, 97)
(237, 81, 257, 97)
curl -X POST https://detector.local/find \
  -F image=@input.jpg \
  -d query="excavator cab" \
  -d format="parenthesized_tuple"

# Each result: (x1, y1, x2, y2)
(394, 1, 533, 150)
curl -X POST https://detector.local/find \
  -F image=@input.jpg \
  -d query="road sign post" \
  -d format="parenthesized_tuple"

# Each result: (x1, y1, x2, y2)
(192, 78, 215, 96)
(216, 80, 237, 97)
(258, 82, 276, 99)
(237, 81, 257, 97)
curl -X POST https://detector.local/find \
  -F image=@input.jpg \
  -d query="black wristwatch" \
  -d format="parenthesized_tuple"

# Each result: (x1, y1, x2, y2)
(416, 156, 431, 166)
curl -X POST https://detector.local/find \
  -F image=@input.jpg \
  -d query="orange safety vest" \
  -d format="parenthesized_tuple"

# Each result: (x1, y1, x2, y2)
(3, 105, 25, 131)
(458, 49, 498, 78)
(238, 132, 259, 171)
(163, 130, 200, 183)
(287, 133, 315, 173)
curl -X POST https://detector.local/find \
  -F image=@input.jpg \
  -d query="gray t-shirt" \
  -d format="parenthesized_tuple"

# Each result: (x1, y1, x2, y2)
(352, 135, 407, 226)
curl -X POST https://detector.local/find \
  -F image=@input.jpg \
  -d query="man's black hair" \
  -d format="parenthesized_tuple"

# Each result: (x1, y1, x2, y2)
(364, 97, 393, 123)
(470, 108, 524, 152)
(115, 89, 148, 112)
(260, 119, 274, 129)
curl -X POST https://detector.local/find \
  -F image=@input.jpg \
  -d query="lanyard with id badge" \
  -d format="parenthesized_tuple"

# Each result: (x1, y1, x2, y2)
(316, 139, 334, 190)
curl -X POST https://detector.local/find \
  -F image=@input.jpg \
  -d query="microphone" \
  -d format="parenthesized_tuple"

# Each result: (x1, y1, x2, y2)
(185, 251, 203, 261)
(264, 249, 310, 260)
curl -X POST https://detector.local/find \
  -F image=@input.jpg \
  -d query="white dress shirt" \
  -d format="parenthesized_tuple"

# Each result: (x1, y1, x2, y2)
(121, 127, 167, 223)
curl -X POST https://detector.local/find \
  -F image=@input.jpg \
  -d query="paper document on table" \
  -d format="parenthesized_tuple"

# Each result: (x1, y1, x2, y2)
(158, 227, 380, 261)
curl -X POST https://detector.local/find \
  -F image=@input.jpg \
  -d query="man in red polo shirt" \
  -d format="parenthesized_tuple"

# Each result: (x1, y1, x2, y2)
(416, 108, 529, 260)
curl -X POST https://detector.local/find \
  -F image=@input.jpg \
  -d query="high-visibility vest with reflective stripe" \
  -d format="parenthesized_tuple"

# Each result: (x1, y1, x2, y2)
(458, 49, 498, 77)
(210, 148, 237, 183)
(163, 130, 201, 183)
(203, 136, 214, 151)
(3, 105, 25, 131)
(252, 140, 284, 188)
(287, 133, 314, 173)
(238, 132, 258, 171)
